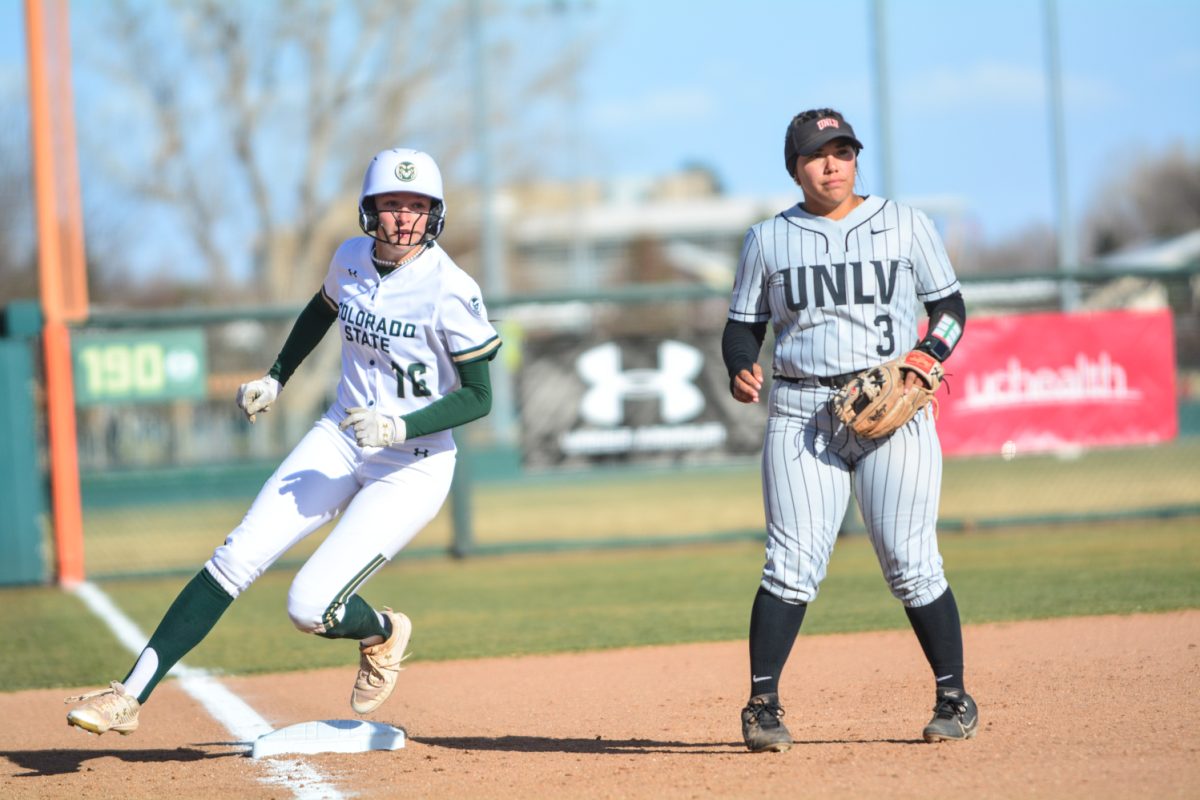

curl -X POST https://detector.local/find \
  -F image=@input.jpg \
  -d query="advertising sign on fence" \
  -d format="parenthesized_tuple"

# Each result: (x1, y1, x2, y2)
(72, 328, 208, 406)
(518, 309, 1176, 465)
(518, 334, 766, 468)
(934, 308, 1177, 456)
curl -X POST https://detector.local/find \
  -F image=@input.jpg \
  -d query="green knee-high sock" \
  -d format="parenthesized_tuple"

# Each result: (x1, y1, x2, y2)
(122, 569, 234, 704)
(318, 594, 388, 641)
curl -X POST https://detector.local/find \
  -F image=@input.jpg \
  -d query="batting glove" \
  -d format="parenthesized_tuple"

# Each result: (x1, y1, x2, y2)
(236, 375, 281, 423)
(340, 407, 406, 448)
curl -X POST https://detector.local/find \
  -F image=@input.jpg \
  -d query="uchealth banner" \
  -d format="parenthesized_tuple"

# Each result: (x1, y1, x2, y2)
(933, 308, 1177, 456)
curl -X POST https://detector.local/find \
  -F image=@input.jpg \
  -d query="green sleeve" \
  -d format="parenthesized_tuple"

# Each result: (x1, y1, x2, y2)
(268, 291, 338, 385)
(401, 356, 495, 439)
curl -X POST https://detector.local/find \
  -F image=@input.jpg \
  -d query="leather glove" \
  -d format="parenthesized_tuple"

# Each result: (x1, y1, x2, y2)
(236, 376, 282, 423)
(830, 351, 944, 439)
(340, 407, 406, 448)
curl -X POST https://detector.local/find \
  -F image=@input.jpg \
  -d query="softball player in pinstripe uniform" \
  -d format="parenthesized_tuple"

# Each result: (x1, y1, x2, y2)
(66, 148, 501, 736)
(722, 109, 977, 752)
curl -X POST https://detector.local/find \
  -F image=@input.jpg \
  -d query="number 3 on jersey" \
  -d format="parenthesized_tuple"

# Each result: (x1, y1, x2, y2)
(392, 361, 431, 398)
(874, 313, 895, 356)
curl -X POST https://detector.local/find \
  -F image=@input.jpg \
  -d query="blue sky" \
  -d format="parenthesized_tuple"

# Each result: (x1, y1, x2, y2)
(568, 0, 1199, 243)
(3, 0, 1198, 258)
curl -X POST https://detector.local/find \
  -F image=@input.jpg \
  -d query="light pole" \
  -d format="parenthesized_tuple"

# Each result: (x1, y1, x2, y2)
(870, 0, 896, 201)
(1043, 0, 1080, 310)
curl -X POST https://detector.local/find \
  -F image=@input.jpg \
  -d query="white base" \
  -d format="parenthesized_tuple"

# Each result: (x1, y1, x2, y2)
(252, 719, 406, 759)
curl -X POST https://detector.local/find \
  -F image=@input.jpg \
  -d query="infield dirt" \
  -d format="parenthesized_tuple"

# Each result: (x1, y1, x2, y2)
(4, 611, 1198, 799)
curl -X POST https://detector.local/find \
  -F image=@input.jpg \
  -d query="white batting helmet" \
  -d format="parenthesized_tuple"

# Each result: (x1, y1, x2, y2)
(358, 148, 446, 242)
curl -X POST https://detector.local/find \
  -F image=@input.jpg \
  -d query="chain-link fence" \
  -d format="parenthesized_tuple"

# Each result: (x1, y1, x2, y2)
(60, 267, 1200, 579)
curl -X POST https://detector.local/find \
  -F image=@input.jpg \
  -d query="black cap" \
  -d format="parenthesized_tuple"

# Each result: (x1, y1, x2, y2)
(784, 111, 864, 175)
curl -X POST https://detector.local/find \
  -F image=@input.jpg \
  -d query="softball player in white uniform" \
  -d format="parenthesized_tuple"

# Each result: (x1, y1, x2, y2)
(723, 110, 977, 752)
(67, 148, 500, 735)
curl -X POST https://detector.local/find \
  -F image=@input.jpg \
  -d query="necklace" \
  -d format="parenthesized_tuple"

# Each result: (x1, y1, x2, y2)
(372, 244, 427, 271)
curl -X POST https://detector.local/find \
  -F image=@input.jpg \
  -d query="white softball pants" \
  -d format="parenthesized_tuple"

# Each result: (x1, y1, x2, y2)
(204, 415, 455, 633)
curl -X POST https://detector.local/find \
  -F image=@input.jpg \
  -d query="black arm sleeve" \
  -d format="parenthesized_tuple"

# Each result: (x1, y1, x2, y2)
(915, 291, 966, 362)
(721, 319, 768, 378)
(401, 357, 494, 439)
(268, 292, 338, 385)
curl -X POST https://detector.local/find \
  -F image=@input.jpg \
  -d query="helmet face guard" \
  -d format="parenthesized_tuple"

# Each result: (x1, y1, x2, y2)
(359, 199, 445, 245)
(358, 148, 446, 244)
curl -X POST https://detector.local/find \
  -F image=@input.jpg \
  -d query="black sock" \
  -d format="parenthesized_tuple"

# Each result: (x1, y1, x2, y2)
(904, 586, 965, 692)
(748, 586, 807, 699)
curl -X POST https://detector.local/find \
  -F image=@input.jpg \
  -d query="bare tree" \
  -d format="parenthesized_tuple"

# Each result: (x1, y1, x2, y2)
(968, 222, 1059, 275)
(0, 118, 38, 306)
(75, 0, 581, 302)
(1082, 145, 1200, 258)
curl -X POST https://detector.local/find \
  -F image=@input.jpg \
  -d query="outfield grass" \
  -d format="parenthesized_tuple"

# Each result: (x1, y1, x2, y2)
(77, 438, 1200, 577)
(7, 517, 1197, 692)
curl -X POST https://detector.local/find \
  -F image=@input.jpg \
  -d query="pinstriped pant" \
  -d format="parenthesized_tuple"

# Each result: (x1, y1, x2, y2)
(759, 379, 947, 607)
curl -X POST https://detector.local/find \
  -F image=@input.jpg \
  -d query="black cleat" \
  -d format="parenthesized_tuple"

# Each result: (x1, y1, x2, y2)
(923, 687, 979, 742)
(741, 692, 793, 753)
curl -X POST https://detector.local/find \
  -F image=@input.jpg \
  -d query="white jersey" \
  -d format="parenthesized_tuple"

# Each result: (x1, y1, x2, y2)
(728, 196, 960, 378)
(320, 236, 500, 452)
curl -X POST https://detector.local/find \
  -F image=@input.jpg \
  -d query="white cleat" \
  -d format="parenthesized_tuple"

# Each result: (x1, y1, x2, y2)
(65, 681, 141, 736)
(351, 609, 412, 714)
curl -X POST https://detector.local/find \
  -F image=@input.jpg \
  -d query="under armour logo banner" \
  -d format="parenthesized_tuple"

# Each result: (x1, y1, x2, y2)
(577, 340, 704, 426)
(516, 335, 767, 469)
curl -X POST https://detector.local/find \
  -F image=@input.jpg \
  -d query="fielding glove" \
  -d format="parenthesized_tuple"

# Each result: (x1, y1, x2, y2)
(236, 376, 282, 423)
(830, 351, 944, 439)
(340, 407, 406, 448)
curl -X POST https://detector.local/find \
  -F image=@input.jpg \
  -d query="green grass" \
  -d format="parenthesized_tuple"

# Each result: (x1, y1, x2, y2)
(76, 438, 1200, 577)
(939, 440, 1200, 519)
(7, 517, 1197, 692)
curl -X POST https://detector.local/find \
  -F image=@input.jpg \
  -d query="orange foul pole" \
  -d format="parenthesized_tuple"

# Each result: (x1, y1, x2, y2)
(26, 0, 89, 585)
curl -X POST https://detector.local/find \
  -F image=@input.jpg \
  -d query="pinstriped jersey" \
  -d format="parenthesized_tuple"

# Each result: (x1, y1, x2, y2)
(320, 237, 500, 449)
(728, 196, 960, 378)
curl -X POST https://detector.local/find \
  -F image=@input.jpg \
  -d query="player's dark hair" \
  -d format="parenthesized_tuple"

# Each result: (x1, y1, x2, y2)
(784, 108, 861, 179)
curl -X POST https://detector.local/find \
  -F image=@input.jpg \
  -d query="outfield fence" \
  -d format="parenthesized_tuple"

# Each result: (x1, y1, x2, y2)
(3, 267, 1198, 583)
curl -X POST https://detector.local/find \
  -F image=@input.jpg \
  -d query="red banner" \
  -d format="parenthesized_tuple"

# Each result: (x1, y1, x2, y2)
(933, 309, 1177, 456)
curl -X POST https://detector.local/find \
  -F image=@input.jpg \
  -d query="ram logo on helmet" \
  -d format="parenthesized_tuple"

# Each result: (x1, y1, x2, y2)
(395, 162, 417, 182)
